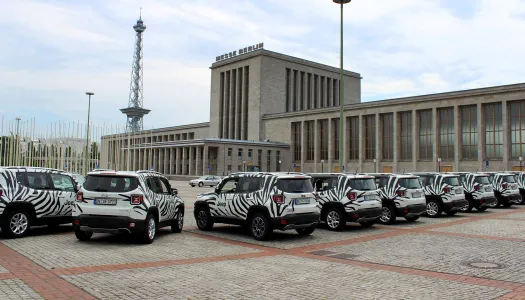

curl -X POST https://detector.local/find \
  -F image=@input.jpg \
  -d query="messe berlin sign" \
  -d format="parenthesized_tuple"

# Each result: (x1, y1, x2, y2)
(216, 42, 264, 62)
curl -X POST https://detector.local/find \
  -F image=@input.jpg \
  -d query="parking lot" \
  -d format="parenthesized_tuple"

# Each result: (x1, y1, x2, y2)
(0, 181, 525, 299)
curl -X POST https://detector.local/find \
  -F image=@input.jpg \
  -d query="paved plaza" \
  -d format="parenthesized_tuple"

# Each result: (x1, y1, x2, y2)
(0, 182, 524, 299)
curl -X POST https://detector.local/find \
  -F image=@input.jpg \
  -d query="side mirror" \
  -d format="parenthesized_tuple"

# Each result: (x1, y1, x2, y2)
(172, 188, 178, 196)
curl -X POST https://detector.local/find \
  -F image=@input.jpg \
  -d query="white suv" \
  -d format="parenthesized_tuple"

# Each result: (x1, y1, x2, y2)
(194, 172, 320, 241)
(0, 167, 80, 238)
(73, 170, 184, 244)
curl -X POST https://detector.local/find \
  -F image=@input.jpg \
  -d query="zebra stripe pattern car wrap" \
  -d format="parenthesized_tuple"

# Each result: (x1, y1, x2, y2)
(422, 175, 455, 202)
(377, 176, 417, 208)
(316, 175, 378, 213)
(461, 174, 486, 199)
(516, 173, 525, 190)
(0, 168, 76, 218)
(492, 173, 519, 197)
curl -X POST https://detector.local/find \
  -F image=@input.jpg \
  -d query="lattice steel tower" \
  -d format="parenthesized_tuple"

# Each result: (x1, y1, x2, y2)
(120, 11, 150, 132)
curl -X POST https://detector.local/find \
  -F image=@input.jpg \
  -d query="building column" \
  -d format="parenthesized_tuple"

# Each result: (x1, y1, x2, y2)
(314, 119, 319, 172)
(393, 111, 399, 173)
(454, 105, 460, 172)
(182, 147, 188, 175)
(300, 121, 305, 171)
(328, 118, 333, 172)
(229, 70, 235, 139)
(358, 114, 364, 173)
(241, 71, 247, 140)
(142, 148, 146, 170)
(196, 146, 202, 176)
(235, 68, 242, 140)
(175, 148, 181, 175)
(477, 103, 484, 171)
(375, 113, 381, 173)
(158, 148, 164, 173)
(168, 148, 173, 175)
(432, 107, 439, 172)
(502, 100, 509, 169)
(203, 146, 209, 175)
(189, 147, 195, 176)
(412, 110, 418, 171)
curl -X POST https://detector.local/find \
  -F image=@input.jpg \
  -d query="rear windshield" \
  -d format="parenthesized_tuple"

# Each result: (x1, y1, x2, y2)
(83, 175, 138, 193)
(443, 176, 460, 186)
(348, 178, 377, 191)
(276, 179, 314, 193)
(502, 175, 516, 183)
(474, 176, 490, 185)
(398, 178, 422, 189)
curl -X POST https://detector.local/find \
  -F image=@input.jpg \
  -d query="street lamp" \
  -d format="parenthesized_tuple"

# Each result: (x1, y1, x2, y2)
(333, 0, 351, 173)
(84, 92, 94, 175)
(15, 117, 21, 166)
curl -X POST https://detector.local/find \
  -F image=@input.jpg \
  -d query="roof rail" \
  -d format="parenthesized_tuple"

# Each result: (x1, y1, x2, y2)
(136, 170, 164, 175)
(2, 166, 64, 173)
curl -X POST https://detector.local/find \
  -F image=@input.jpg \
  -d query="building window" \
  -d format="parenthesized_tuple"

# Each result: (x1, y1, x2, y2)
(364, 115, 376, 160)
(419, 110, 433, 160)
(314, 75, 318, 109)
(461, 106, 478, 159)
(300, 72, 305, 111)
(333, 79, 338, 106)
(400, 112, 412, 160)
(381, 114, 393, 160)
(227, 148, 232, 158)
(438, 108, 455, 160)
(327, 78, 331, 107)
(292, 70, 298, 111)
(238, 165, 242, 171)
(238, 149, 243, 160)
(276, 151, 281, 172)
(248, 149, 252, 159)
(348, 117, 359, 160)
(258, 150, 262, 169)
(227, 165, 232, 171)
(332, 118, 339, 161)
(306, 121, 315, 161)
(320, 76, 325, 108)
(285, 68, 290, 112)
(485, 103, 503, 159)
(319, 119, 328, 160)
(243, 65, 249, 140)
(307, 73, 312, 110)
(267, 150, 271, 171)
(511, 100, 525, 158)
(292, 122, 301, 162)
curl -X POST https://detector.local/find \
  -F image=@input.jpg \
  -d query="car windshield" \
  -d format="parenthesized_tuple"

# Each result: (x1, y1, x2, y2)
(503, 175, 516, 183)
(443, 176, 460, 186)
(83, 175, 138, 193)
(276, 178, 314, 193)
(474, 176, 490, 185)
(398, 178, 422, 189)
(74, 175, 85, 184)
(348, 178, 377, 191)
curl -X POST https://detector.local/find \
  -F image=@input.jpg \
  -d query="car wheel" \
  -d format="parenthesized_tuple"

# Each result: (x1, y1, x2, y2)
(359, 221, 375, 228)
(191, 185, 195, 187)
(296, 226, 315, 236)
(426, 200, 442, 218)
(379, 205, 396, 224)
(75, 229, 93, 241)
(490, 198, 501, 208)
(404, 216, 420, 222)
(446, 211, 458, 216)
(250, 213, 271, 241)
(325, 207, 346, 231)
(171, 211, 184, 233)
(140, 214, 156, 244)
(477, 206, 488, 212)
(198, 182, 204, 187)
(2, 209, 31, 238)
(461, 200, 473, 212)
(195, 206, 214, 231)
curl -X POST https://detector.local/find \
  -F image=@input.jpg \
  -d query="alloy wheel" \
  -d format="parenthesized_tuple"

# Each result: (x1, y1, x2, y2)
(326, 211, 340, 229)
(10, 213, 28, 235)
(252, 216, 265, 238)
(427, 202, 439, 216)
(197, 210, 208, 228)
(380, 207, 392, 223)
(148, 217, 156, 240)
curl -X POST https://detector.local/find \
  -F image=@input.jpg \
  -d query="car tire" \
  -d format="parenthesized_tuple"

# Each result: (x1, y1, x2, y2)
(2, 209, 31, 238)
(461, 200, 473, 212)
(191, 185, 195, 187)
(171, 211, 184, 233)
(477, 206, 488, 212)
(195, 206, 214, 231)
(325, 207, 346, 231)
(446, 211, 458, 216)
(140, 214, 156, 244)
(198, 182, 204, 187)
(295, 226, 316, 236)
(378, 205, 396, 224)
(426, 200, 442, 218)
(404, 215, 420, 222)
(75, 229, 93, 241)
(250, 213, 271, 241)
(359, 221, 375, 228)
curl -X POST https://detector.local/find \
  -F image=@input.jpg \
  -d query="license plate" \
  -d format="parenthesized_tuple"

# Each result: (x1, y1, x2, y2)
(485, 187, 492, 192)
(455, 189, 462, 194)
(295, 198, 310, 205)
(364, 195, 377, 201)
(412, 192, 421, 198)
(94, 198, 117, 205)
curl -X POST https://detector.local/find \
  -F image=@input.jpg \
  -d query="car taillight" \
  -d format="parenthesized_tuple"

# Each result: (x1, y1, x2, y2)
(443, 187, 451, 193)
(396, 190, 406, 197)
(272, 195, 284, 204)
(502, 183, 508, 189)
(474, 185, 481, 191)
(76, 192, 83, 202)
(131, 195, 144, 205)
(347, 192, 357, 201)
(314, 193, 319, 201)
(0, 190, 3, 198)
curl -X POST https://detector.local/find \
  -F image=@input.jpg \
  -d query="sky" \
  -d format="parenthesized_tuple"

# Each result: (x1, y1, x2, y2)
(2, 0, 525, 131)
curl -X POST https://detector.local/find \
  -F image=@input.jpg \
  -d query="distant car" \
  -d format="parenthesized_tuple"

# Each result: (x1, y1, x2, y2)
(66, 173, 85, 186)
(485, 172, 521, 207)
(190, 175, 222, 187)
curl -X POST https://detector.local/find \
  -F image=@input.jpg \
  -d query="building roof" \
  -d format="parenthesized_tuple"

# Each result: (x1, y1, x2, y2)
(120, 138, 290, 150)
(103, 122, 210, 139)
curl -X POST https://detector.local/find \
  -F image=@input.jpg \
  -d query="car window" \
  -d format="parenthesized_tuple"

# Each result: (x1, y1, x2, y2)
(347, 178, 377, 191)
(219, 178, 239, 193)
(459, 175, 466, 184)
(146, 177, 164, 194)
(26, 172, 51, 190)
(238, 177, 264, 193)
(502, 175, 516, 183)
(158, 177, 171, 194)
(443, 176, 460, 186)
(313, 177, 338, 192)
(15, 172, 26, 185)
(418, 176, 429, 186)
(488, 175, 494, 183)
(50, 174, 76, 192)
(475, 176, 490, 185)
(276, 178, 314, 193)
(398, 178, 422, 189)
(84, 175, 138, 192)
(377, 177, 389, 188)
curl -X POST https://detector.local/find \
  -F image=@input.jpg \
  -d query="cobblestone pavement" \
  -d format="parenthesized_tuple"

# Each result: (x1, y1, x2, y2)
(1, 181, 525, 299)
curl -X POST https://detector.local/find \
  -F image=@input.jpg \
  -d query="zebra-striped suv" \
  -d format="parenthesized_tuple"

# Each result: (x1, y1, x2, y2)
(194, 172, 320, 241)
(366, 173, 426, 224)
(509, 172, 525, 204)
(485, 172, 522, 207)
(409, 172, 468, 217)
(308, 173, 382, 230)
(0, 167, 80, 238)
(454, 172, 496, 212)
(73, 170, 184, 244)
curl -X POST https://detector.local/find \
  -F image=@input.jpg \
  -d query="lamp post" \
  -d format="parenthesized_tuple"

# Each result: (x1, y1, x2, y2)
(333, 0, 351, 173)
(15, 117, 21, 166)
(84, 92, 94, 175)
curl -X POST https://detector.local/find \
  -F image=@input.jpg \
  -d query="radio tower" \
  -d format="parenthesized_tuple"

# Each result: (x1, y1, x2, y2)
(121, 9, 150, 132)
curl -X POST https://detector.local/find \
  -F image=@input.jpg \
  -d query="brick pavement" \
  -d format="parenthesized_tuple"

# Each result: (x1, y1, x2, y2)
(0, 182, 525, 299)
